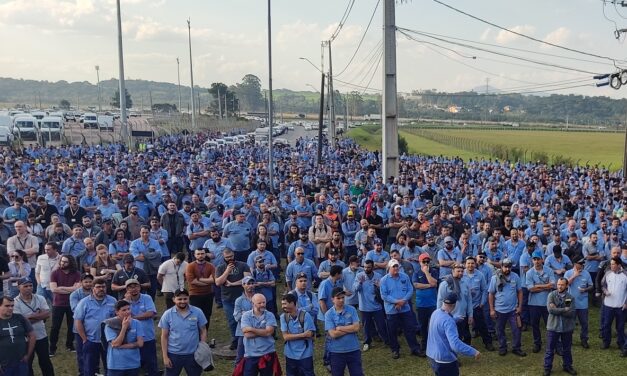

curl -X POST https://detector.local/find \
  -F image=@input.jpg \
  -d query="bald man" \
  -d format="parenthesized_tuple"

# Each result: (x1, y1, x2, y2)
(240, 293, 279, 375)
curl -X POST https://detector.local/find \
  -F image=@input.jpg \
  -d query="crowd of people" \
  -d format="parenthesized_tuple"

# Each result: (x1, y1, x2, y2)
(0, 129, 625, 376)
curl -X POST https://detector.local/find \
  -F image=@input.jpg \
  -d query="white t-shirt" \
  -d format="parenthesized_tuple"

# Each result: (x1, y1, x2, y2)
(35, 254, 60, 288)
(157, 259, 188, 293)
(13, 294, 49, 340)
(604, 271, 627, 308)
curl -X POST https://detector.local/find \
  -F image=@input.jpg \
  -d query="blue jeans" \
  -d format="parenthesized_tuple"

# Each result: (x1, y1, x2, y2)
(83, 340, 106, 376)
(243, 354, 275, 376)
(2, 360, 28, 376)
(529, 305, 549, 347)
(601, 305, 626, 348)
(575, 309, 589, 341)
(36, 285, 53, 304)
(285, 356, 314, 376)
(235, 336, 245, 365)
(329, 350, 363, 376)
(520, 287, 530, 326)
(165, 353, 202, 376)
(75, 333, 85, 376)
(429, 358, 459, 376)
(222, 299, 238, 342)
(544, 330, 573, 370)
(140, 339, 159, 376)
(495, 310, 522, 351)
(386, 310, 421, 353)
(362, 309, 389, 345)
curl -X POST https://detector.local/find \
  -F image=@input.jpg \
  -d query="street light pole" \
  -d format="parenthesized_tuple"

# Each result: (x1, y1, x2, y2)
(188, 19, 196, 133)
(115, 0, 129, 148)
(176, 57, 182, 113)
(267, 0, 274, 193)
(95, 65, 101, 113)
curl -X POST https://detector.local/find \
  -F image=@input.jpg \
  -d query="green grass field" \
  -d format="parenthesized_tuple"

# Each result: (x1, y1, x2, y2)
(37, 284, 625, 376)
(348, 126, 623, 168)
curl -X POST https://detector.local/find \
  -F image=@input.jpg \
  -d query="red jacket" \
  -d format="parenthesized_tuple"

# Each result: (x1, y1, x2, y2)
(232, 352, 282, 376)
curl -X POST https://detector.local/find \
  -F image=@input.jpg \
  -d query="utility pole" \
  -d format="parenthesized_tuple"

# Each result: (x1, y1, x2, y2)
(382, 0, 399, 180)
(318, 73, 326, 166)
(95, 65, 101, 112)
(225, 95, 228, 119)
(197, 91, 201, 116)
(484, 78, 489, 124)
(623, 107, 627, 175)
(217, 88, 223, 118)
(149, 91, 155, 117)
(176, 58, 182, 113)
(344, 92, 348, 131)
(327, 41, 336, 148)
(267, 0, 275, 193)
(187, 19, 196, 133)
(116, 0, 129, 148)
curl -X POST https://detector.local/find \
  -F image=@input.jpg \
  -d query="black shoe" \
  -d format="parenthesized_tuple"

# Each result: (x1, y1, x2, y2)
(555, 348, 563, 356)
(473, 331, 480, 338)
(581, 340, 589, 349)
(485, 343, 495, 351)
(412, 350, 426, 358)
(532, 344, 541, 353)
(512, 349, 527, 357)
(392, 351, 400, 359)
(499, 349, 507, 356)
(66, 346, 76, 353)
(563, 366, 577, 375)
(216, 304, 223, 309)
(229, 341, 237, 350)
(621, 350, 627, 357)
(49, 351, 56, 358)
(543, 369, 551, 376)
(601, 344, 609, 350)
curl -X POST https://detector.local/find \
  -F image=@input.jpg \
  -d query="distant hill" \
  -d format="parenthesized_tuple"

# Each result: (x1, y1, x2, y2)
(471, 84, 501, 94)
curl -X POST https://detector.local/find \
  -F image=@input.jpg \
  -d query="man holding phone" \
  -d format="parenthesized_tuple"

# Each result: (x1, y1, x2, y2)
(544, 278, 577, 376)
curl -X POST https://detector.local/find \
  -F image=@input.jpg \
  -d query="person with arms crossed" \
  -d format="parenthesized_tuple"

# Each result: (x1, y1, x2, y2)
(237, 293, 280, 376)
(49, 254, 81, 356)
(0, 296, 36, 376)
(543, 278, 578, 376)
(324, 287, 363, 376)
(563, 258, 593, 349)
(280, 293, 315, 376)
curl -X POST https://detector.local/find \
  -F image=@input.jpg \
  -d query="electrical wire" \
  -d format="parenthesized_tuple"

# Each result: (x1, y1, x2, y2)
(432, 0, 623, 64)
(397, 27, 602, 75)
(336, 0, 381, 77)
(343, 40, 383, 85)
(329, 0, 355, 42)
(358, 49, 383, 95)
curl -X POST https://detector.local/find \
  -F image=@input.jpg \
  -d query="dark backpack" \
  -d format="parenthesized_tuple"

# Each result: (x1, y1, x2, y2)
(281, 310, 310, 348)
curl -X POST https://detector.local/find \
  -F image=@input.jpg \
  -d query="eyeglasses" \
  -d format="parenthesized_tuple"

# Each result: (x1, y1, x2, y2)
(391, 265, 400, 268)
(295, 253, 304, 256)
(11, 255, 20, 259)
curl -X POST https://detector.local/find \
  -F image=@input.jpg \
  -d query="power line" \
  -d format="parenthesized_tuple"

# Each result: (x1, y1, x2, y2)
(432, 0, 623, 64)
(336, 0, 381, 77)
(397, 27, 602, 75)
(344, 40, 383, 84)
(329, 0, 355, 42)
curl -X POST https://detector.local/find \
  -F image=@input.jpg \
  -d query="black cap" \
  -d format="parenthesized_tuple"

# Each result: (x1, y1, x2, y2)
(443, 292, 458, 305)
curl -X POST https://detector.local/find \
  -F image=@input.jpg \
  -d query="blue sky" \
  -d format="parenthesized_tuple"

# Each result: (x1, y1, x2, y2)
(1, 0, 626, 98)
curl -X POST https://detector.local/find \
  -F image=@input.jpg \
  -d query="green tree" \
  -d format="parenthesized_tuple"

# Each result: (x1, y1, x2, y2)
(208, 82, 238, 116)
(234, 74, 264, 111)
(59, 99, 71, 110)
(110, 89, 133, 109)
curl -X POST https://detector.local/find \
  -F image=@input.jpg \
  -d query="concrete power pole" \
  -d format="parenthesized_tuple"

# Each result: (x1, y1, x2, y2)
(187, 19, 196, 133)
(267, 0, 275, 193)
(116, 0, 129, 148)
(95, 65, 101, 112)
(217, 88, 222, 118)
(382, 0, 399, 180)
(327, 41, 336, 148)
(176, 58, 182, 113)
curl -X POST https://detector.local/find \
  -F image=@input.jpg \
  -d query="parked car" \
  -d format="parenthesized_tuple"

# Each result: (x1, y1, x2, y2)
(39, 116, 64, 141)
(0, 126, 14, 145)
(13, 116, 38, 141)
(83, 113, 98, 129)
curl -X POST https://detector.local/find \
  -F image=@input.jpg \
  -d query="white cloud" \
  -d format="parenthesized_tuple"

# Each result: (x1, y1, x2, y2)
(541, 27, 571, 48)
(495, 25, 535, 44)
(0, 0, 101, 29)
(480, 28, 491, 41)
(277, 20, 319, 47)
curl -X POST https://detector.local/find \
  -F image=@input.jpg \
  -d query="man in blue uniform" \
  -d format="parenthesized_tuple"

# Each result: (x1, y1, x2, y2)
(324, 287, 363, 376)
(280, 293, 315, 376)
(526, 250, 556, 353)
(353, 259, 388, 351)
(380, 259, 423, 358)
(427, 292, 481, 376)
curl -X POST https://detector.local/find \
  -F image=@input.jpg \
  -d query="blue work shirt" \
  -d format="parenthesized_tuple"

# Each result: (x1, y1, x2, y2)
(287, 240, 316, 262)
(353, 271, 384, 312)
(412, 267, 438, 308)
(504, 240, 525, 267)
(62, 236, 86, 259)
(158, 305, 207, 355)
(318, 260, 346, 279)
(437, 278, 473, 321)
(280, 309, 315, 360)
(426, 308, 478, 363)
(365, 250, 390, 277)
(317, 277, 343, 321)
(285, 259, 317, 290)
(545, 254, 572, 279)
(292, 289, 319, 320)
(563, 269, 592, 309)
(526, 266, 556, 306)
(437, 248, 463, 278)
(186, 222, 208, 251)
(463, 270, 488, 308)
(127, 294, 157, 341)
(241, 310, 277, 357)
(342, 266, 363, 306)
(130, 238, 161, 270)
(234, 294, 253, 336)
(223, 220, 252, 252)
(74, 294, 116, 342)
(380, 272, 414, 315)
(251, 268, 275, 303)
(324, 304, 360, 353)
(246, 250, 278, 271)
(203, 237, 233, 267)
(488, 271, 522, 313)
(105, 318, 143, 370)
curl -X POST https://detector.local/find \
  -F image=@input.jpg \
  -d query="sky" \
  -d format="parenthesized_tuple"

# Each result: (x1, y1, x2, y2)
(1, 0, 627, 98)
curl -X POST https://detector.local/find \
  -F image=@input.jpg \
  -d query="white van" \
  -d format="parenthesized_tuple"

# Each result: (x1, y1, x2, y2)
(31, 111, 47, 125)
(223, 136, 236, 145)
(203, 140, 218, 149)
(83, 112, 98, 129)
(254, 127, 270, 144)
(0, 126, 14, 146)
(98, 115, 114, 131)
(13, 116, 38, 141)
(39, 117, 64, 142)
(0, 115, 12, 131)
